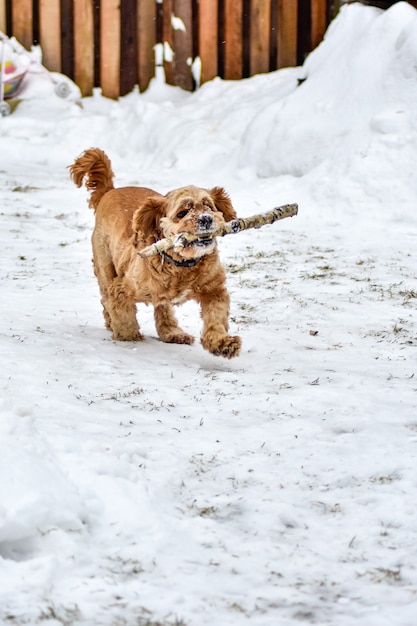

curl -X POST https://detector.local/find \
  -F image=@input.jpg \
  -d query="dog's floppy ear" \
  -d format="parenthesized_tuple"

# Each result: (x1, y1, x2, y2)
(132, 196, 167, 244)
(208, 187, 237, 222)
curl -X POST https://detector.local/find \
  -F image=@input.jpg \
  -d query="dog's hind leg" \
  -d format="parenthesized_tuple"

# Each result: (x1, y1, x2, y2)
(91, 233, 142, 341)
(92, 233, 119, 332)
(154, 301, 194, 345)
(93, 263, 113, 331)
(107, 277, 144, 341)
(92, 247, 117, 331)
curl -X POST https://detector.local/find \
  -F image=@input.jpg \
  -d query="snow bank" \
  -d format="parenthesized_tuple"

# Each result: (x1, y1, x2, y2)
(242, 3, 417, 173)
(0, 411, 86, 550)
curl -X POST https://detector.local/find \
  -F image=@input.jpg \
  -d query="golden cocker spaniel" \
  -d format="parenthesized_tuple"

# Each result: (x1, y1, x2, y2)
(69, 148, 241, 358)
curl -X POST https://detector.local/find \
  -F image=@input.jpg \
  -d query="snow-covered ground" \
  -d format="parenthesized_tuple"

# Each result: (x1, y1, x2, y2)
(1, 3, 417, 625)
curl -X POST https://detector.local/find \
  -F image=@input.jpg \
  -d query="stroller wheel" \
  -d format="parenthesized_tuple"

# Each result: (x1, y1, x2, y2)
(55, 82, 70, 98)
(0, 101, 11, 116)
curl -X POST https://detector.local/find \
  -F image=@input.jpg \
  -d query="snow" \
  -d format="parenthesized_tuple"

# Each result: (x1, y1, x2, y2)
(1, 3, 417, 624)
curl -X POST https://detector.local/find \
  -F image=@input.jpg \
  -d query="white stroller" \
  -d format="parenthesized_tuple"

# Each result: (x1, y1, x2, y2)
(0, 31, 72, 116)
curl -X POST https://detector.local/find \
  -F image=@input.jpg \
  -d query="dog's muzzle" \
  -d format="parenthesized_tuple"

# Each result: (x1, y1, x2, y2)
(194, 213, 215, 248)
(197, 213, 214, 232)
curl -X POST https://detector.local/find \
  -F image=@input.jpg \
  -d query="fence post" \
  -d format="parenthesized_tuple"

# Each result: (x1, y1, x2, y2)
(137, 0, 157, 92)
(11, 0, 33, 50)
(39, 0, 61, 72)
(162, 0, 175, 85)
(120, 0, 137, 95)
(100, 0, 121, 99)
(171, 0, 193, 90)
(0, 0, 6, 33)
(161, 0, 194, 90)
(277, 0, 298, 67)
(74, 0, 94, 97)
(199, 0, 218, 84)
(250, 0, 271, 75)
(311, 0, 328, 49)
(223, 0, 243, 79)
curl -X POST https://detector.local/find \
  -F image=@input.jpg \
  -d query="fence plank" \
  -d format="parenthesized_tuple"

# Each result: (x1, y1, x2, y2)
(172, 0, 193, 90)
(0, 0, 6, 33)
(11, 0, 33, 49)
(61, 0, 74, 79)
(277, 0, 298, 67)
(137, 0, 156, 92)
(297, 0, 311, 63)
(74, 0, 94, 96)
(120, 0, 137, 95)
(162, 0, 175, 85)
(199, 0, 218, 84)
(100, 0, 121, 99)
(39, 0, 61, 72)
(250, 0, 271, 75)
(311, 0, 327, 49)
(223, 0, 243, 79)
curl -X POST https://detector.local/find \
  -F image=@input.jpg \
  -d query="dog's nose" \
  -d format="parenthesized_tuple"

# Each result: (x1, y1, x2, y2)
(198, 213, 213, 230)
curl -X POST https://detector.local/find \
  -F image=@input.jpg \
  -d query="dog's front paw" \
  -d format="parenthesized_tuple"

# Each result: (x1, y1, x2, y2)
(203, 335, 242, 359)
(164, 332, 195, 345)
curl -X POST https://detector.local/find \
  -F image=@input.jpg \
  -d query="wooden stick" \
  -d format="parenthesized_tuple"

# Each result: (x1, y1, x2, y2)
(138, 202, 298, 258)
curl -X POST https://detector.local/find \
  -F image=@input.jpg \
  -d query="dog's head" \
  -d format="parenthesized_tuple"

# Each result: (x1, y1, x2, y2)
(133, 186, 236, 260)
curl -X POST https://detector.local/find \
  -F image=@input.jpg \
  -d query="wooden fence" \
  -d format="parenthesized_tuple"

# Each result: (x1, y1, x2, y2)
(0, 0, 333, 99)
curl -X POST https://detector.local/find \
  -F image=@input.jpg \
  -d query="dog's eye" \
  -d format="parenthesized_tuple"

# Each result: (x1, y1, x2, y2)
(202, 198, 214, 210)
(177, 209, 189, 219)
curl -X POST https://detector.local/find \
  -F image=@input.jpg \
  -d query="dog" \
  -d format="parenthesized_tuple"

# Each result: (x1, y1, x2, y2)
(69, 148, 241, 359)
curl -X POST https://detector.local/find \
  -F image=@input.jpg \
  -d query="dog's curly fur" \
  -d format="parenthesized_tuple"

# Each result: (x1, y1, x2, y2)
(69, 148, 241, 358)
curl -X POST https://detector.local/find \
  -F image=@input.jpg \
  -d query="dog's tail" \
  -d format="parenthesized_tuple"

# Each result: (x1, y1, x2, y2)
(69, 148, 115, 211)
